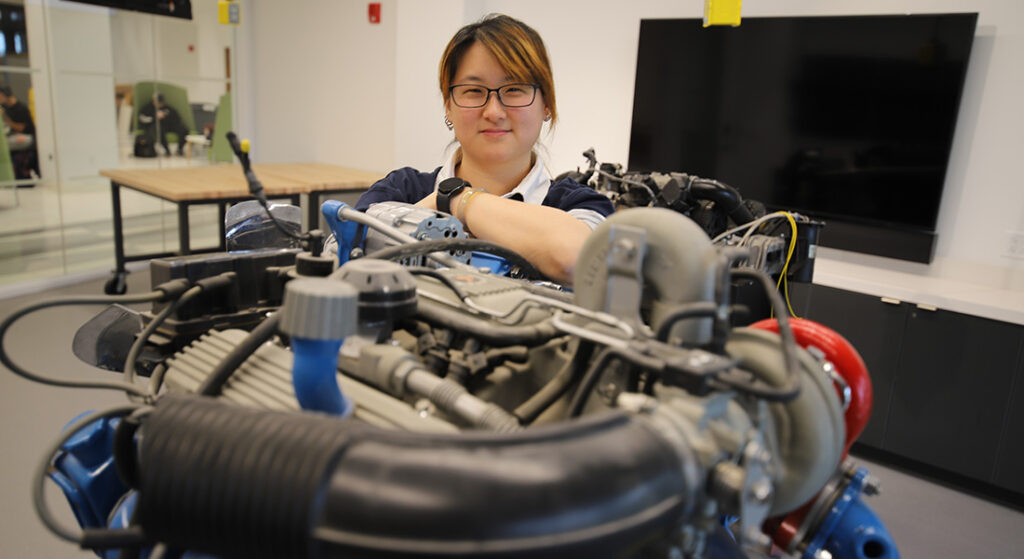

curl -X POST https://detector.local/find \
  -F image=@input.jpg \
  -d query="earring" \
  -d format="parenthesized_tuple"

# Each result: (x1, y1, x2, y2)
(543, 113, 551, 122)
(444, 116, 454, 130)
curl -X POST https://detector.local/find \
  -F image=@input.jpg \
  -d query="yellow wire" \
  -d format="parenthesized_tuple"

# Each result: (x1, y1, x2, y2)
(769, 211, 800, 318)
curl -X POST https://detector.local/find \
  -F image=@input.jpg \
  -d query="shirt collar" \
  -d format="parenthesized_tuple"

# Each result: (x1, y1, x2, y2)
(435, 149, 551, 205)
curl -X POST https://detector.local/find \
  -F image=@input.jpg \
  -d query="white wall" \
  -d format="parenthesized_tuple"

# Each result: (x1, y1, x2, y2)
(110, 10, 156, 79)
(240, 0, 1024, 292)
(393, 0, 464, 170)
(46, 1, 119, 180)
(245, 0, 397, 172)
(192, 0, 235, 104)
(110, 0, 232, 106)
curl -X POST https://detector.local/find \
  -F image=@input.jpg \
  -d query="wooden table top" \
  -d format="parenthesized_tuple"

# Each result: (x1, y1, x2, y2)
(100, 163, 383, 202)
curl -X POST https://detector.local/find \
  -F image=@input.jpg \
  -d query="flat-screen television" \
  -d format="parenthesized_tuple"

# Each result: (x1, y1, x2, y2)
(629, 14, 978, 263)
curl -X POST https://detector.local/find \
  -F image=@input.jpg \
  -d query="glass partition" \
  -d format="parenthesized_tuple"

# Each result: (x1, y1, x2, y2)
(0, 0, 237, 288)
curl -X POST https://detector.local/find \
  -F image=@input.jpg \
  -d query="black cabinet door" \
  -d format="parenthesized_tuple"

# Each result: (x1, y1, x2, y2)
(802, 286, 908, 448)
(993, 336, 1024, 493)
(885, 308, 1020, 481)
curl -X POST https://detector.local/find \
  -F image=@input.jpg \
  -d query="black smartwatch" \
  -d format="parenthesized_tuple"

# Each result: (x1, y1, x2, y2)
(437, 177, 470, 215)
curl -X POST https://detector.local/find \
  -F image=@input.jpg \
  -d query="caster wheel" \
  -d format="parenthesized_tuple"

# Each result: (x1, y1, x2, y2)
(104, 273, 127, 295)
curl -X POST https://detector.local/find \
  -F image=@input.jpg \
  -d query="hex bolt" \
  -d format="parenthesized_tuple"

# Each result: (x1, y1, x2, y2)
(612, 239, 637, 259)
(863, 475, 883, 496)
(749, 479, 773, 503)
(745, 529, 772, 550)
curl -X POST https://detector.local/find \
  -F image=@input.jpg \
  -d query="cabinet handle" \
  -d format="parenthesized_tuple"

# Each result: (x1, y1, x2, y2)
(880, 297, 901, 305)
(916, 303, 938, 312)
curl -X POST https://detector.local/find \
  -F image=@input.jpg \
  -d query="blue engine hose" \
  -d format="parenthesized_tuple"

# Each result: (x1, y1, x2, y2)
(291, 337, 351, 416)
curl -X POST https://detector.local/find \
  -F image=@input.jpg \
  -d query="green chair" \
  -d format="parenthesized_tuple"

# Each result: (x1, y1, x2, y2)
(208, 92, 234, 163)
(132, 81, 196, 148)
(0, 132, 15, 182)
(0, 132, 16, 206)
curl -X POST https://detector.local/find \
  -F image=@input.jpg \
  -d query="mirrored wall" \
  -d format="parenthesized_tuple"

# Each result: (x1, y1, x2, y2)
(0, 0, 237, 288)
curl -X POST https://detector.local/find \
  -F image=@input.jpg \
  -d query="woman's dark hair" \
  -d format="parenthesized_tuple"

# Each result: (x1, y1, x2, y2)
(439, 14, 557, 125)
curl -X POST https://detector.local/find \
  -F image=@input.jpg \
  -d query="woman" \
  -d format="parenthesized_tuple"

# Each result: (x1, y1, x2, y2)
(355, 14, 613, 284)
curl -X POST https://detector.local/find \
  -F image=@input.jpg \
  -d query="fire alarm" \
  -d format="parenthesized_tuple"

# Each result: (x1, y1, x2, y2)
(368, 3, 381, 24)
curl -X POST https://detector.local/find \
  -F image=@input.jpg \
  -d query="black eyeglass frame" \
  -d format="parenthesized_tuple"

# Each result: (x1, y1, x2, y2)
(448, 83, 540, 108)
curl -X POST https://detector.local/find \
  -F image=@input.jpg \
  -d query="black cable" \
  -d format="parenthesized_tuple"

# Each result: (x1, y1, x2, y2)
(712, 248, 750, 350)
(406, 266, 472, 302)
(148, 363, 168, 396)
(79, 527, 147, 550)
(123, 285, 204, 392)
(566, 345, 665, 418)
(514, 341, 594, 424)
(32, 404, 145, 544)
(690, 178, 755, 224)
(655, 301, 719, 342)
(595, 168, 656, 203)
(225, 131, 313, 248)
(1, 292, 164, 397)
(366, 238, 544, 280)
(197, 313, 281, 396)
(726, 269, 802, 401)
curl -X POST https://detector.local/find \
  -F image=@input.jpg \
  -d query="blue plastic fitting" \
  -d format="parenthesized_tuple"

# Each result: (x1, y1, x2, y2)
(803, 467, 900, 559)
(321, 200, 363, 266)
(824, 492, 899, 559)
(291, 336, 352, 416)
(470, 251, 512, 276)
(49, 413, 128, 531)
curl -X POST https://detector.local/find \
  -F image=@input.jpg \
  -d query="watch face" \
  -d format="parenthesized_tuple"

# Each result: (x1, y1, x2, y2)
(437, 178, 469, 215)
(439, 177, 468, 195)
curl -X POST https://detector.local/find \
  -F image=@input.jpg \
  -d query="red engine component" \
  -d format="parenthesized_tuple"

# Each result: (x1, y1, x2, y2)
(750, 318, 874, 552)
(748, 318, 872, 458)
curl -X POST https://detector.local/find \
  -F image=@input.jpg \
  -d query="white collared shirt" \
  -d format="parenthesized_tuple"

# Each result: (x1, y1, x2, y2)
(434, 150, 604, 229)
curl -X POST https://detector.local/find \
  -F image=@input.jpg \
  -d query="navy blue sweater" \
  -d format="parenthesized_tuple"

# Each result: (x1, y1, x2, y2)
(355, 167, 614, 220)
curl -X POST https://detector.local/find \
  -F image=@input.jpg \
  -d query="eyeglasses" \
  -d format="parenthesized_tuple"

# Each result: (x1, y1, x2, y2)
(449, 83, 539, 108)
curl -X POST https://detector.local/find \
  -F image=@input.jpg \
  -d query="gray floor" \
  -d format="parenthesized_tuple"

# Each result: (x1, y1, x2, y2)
(2, 271, 1023, 558)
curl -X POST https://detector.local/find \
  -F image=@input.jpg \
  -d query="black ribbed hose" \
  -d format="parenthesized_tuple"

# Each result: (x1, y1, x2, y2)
(690, 179, 755, 224)
(134, 394, 696, 558)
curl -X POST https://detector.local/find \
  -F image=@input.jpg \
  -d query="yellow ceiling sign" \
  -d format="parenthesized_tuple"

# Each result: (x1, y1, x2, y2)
(704, 0, 742, 27)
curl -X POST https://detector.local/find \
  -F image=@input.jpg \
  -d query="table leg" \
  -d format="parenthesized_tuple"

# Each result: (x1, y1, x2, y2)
(178, 202, 191, 255)
(105, 181, 128, 294)
(110, 181, 126, 274)
(218, 202, 227, 251)
(308, 192, 321, 232)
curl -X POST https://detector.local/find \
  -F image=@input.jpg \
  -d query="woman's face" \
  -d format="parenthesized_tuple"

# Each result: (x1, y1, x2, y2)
(446, 42, 547, 170)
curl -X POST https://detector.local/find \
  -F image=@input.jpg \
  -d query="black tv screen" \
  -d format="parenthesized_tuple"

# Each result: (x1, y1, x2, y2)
(628, 14, 977, 263)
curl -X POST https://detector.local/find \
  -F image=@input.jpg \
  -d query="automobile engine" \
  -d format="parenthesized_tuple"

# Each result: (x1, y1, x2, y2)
(0, 153, 898, 559)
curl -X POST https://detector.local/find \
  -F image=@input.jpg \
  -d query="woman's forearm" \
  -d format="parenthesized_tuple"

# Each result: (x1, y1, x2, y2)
(414, 190, 590, 283)
(461, 192, 590, 283)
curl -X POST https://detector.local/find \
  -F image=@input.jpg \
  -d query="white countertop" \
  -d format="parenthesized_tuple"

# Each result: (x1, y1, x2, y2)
(811, 254, 1024, 326)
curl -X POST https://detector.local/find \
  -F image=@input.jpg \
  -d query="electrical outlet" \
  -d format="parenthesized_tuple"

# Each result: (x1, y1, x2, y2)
(1006, 230, 1024, 259)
